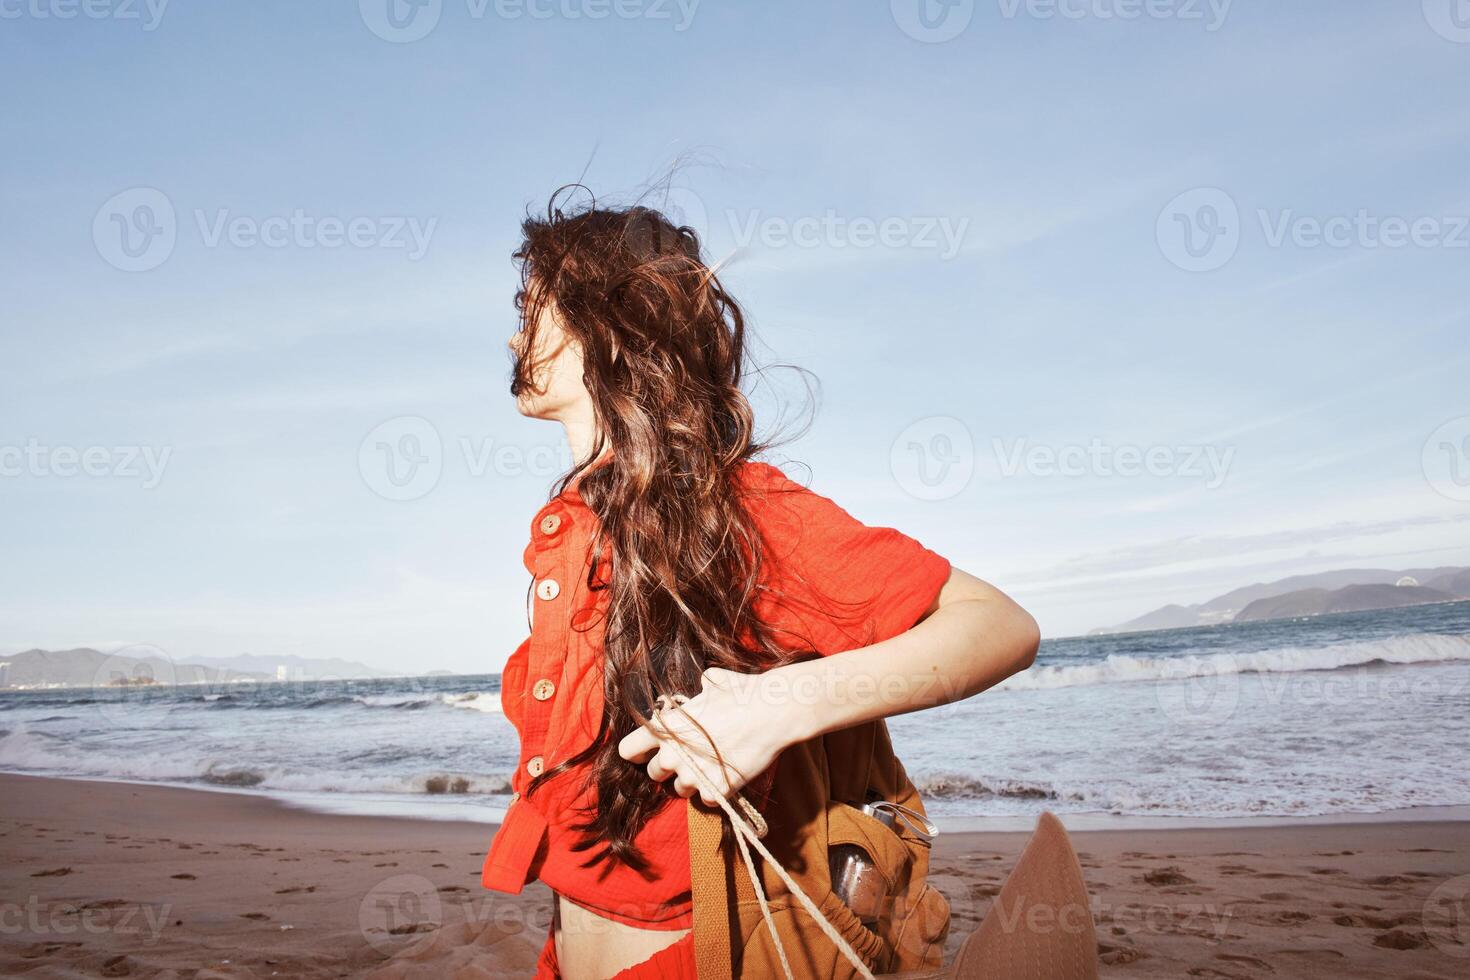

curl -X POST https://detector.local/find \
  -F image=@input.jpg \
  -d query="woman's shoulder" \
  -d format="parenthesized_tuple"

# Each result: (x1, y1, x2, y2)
(735, 458, 808, 496)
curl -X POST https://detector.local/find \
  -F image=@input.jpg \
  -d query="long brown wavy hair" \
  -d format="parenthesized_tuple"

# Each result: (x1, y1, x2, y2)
(510, 185, 809, 871)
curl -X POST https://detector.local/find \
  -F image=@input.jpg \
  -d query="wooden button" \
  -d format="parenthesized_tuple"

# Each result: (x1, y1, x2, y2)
(539, 514, 562, 535)
(525, 756, 544, 778)
(508, 791, 520, 805)
(532, 679, 555, 701)
(536, 579, 560, 601)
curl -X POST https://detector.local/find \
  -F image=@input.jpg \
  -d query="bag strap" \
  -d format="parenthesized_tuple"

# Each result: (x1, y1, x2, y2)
(688, 799, 734, 980)
(659, 695, 876, 980)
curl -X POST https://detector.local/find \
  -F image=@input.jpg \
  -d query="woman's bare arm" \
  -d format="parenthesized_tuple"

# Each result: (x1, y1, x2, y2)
(619, 566, 1039, 803)
(775, 565, 1039, 742)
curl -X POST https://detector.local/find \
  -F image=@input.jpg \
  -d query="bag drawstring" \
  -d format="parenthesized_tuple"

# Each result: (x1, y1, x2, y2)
(653, 695, 877, 980)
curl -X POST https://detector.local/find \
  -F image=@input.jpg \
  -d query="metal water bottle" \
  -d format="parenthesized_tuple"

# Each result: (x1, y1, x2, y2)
(830, 801, 938, 927)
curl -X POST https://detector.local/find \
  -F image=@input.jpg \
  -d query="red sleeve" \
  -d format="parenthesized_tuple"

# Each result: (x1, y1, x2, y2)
(740, 463, 952, 656)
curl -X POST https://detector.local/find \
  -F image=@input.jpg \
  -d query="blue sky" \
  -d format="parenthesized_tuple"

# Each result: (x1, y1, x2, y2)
(2, 0, 1468, 673)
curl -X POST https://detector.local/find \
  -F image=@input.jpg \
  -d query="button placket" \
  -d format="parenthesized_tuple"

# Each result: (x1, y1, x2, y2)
(524, 500, 577, 786)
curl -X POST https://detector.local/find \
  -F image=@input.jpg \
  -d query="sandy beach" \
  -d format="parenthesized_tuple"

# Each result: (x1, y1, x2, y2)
(1, 772, 1467, 978)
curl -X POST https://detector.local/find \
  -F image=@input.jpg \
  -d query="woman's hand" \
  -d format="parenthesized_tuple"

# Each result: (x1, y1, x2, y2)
(616, 666, 796, 806)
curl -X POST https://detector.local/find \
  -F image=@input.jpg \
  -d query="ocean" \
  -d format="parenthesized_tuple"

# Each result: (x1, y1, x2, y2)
(3, 601, 1468, 827)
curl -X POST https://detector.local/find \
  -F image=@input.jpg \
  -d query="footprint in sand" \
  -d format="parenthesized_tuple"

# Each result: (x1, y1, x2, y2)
(240, 912, 271, 920)
(31, 867, 75, 877)
(1260, 892, 1297, 902)
(1373, 928, 1428, 949)
(1332, 912, 1415, 930)
(1097, 941, 1147, 966)
(274, 885, 318, 894)
(1141, 867, 1194, 887)
(100, 954, 134, 977)
(431, 863, 449, 868)
(1217, 953, 1272, 970)
(171, 873, 197, 880)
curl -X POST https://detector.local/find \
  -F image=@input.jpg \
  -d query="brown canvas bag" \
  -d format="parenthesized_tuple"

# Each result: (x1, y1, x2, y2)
(688, 719, 950, 978)
(687, 719, 1102, 979)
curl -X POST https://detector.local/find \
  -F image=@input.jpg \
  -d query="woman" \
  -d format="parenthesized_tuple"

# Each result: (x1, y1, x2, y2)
(481, 188, 1041, 979)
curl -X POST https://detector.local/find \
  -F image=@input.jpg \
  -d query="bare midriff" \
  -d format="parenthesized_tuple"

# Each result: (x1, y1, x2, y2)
(553, 895, 690, 979)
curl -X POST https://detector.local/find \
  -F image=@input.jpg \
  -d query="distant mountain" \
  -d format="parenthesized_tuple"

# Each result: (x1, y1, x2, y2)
(1093, 566, 1470, 634)
(1234, 584, 1460, 623)
(188, 653, 395, 680)
(0, 648, 267, 690)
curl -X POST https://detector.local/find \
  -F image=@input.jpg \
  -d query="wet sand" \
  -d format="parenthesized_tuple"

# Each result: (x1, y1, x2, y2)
(1, 773, 1466, 978)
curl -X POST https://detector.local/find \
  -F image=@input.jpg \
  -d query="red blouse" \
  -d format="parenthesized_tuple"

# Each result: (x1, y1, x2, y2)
(480, 460, 951, 929)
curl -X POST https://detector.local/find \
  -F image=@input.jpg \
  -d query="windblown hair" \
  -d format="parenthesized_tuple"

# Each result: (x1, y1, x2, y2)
(511, 185, 804, 869)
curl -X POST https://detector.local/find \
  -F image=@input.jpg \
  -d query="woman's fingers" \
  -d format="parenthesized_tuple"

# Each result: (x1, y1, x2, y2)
(645, 747, 677, 783)
(617, 724, 660, 763)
